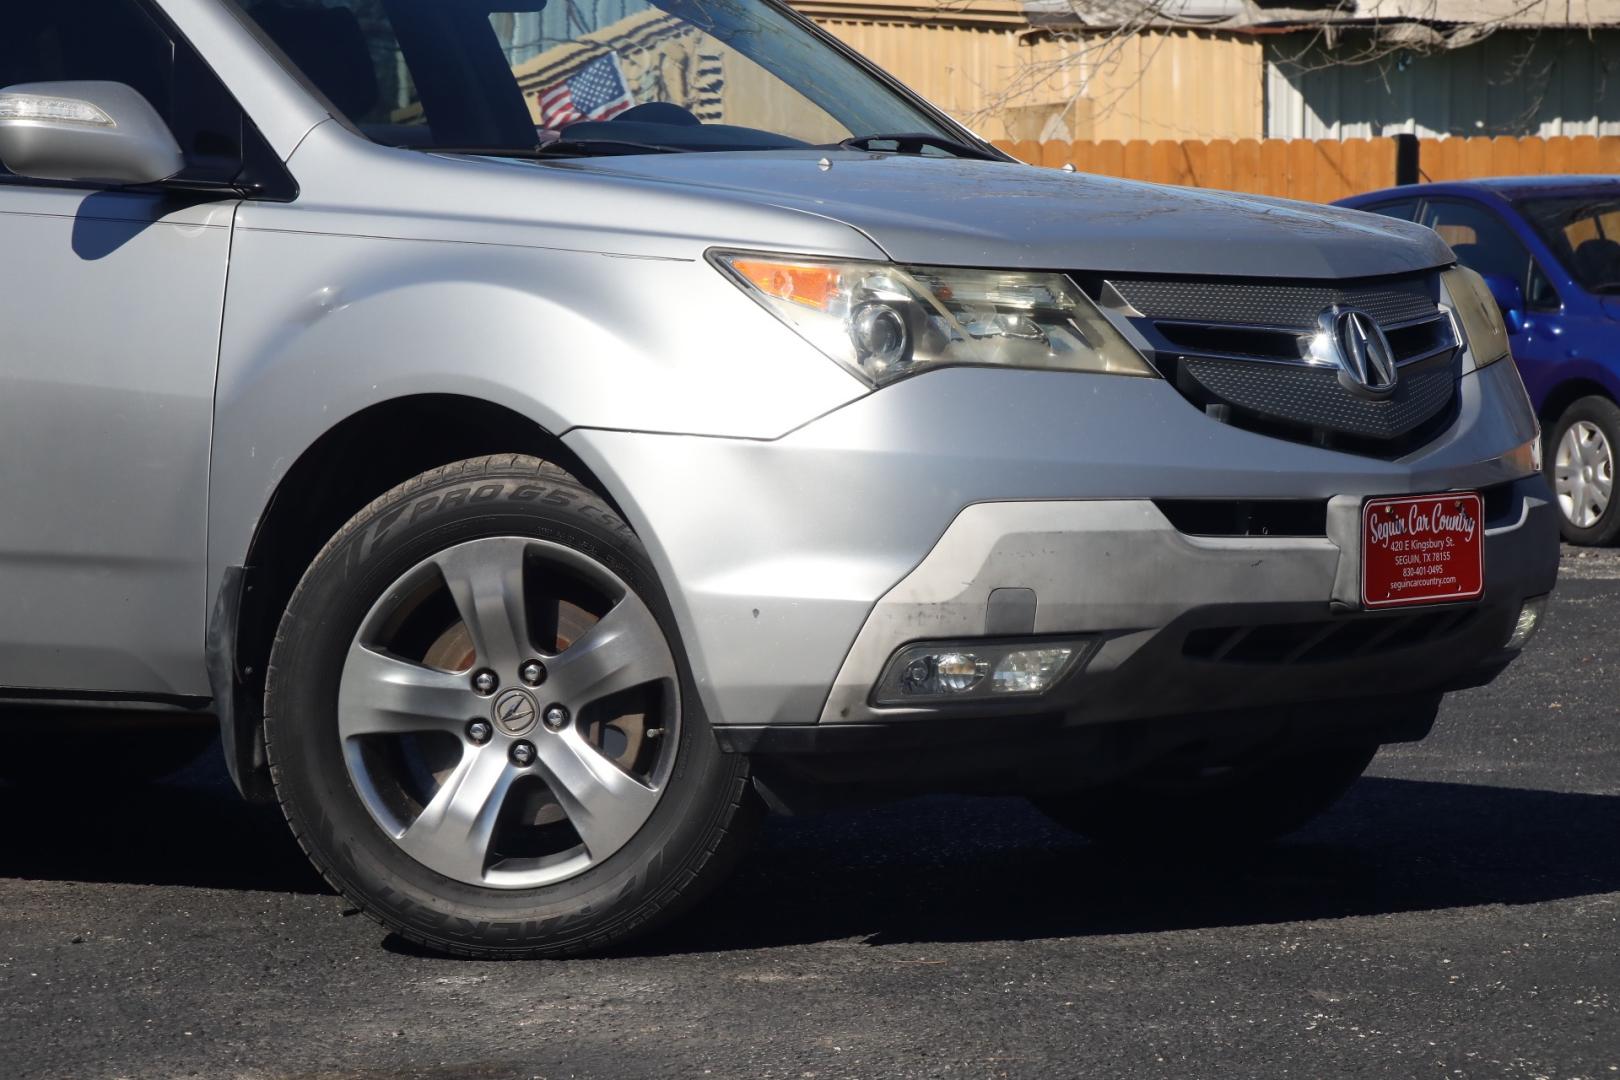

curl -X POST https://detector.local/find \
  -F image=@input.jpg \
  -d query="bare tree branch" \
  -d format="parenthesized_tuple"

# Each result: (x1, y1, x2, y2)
(970, 0, 1569, 139)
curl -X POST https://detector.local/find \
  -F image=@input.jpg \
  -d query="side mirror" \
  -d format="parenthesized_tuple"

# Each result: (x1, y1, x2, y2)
(0, 81, 184, 187)
(1478, 271, 1527, 334)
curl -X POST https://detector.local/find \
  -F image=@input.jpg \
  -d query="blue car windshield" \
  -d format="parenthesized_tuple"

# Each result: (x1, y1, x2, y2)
(1520, 195, 1620, 294)
(233, 0, 965, 155)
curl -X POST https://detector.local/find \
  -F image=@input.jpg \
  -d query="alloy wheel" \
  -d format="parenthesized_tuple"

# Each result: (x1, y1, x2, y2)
(1555, 420, 1615, 529)
(337, 536, 679, 889)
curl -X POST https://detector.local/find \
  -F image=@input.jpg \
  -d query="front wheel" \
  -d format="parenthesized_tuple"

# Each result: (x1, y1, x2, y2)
(1548, 394, 1620, 546)
(1032, 743, 1380, 855)
(265, 455, 758, 958)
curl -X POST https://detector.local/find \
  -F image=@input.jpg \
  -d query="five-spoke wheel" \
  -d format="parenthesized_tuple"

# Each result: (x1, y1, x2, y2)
(338, 535, 680, 888)
(265, 456, 756, 958)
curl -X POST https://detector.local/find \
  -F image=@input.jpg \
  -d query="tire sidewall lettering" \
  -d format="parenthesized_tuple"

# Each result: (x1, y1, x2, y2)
(357, 481, 583, 561)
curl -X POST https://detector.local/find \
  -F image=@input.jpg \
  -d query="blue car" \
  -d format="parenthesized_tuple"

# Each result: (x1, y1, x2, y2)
(1339, 176, 1620, 544)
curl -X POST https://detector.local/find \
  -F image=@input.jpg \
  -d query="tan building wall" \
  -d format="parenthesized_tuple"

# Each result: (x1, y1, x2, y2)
(809, 17, 1264, 143)
(500, 0, 1262, 145)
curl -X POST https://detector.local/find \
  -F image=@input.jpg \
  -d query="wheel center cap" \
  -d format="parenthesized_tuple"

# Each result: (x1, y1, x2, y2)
(492, 687, 540, 736)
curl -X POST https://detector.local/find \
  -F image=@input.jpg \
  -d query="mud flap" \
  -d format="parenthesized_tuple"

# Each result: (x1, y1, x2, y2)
(206, 565, 275, 803)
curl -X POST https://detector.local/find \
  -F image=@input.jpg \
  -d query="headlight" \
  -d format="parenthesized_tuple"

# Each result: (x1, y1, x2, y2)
(710, 251, 1156, 386)
(1442, 266, 1511, 369)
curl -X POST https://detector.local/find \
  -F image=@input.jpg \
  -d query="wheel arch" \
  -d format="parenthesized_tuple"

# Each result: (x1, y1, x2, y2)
(1539, 378, 1615, 429)
(210, 393, 617, 801)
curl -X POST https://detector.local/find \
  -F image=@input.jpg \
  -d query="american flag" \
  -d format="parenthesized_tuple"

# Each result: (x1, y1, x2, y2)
(692, 52, 724, 122)
(535, 52, 634, 128)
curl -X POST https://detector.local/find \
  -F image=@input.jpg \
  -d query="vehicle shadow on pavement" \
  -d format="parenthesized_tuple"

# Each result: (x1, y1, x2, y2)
(5, 759, 1617, 949)
(641, 777, 1620, 954)
(0, 750, 331, 895)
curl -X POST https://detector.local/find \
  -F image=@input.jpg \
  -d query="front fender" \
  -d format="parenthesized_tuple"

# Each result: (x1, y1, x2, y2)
(1524, 350, 1620, 417)
(207, 222, 867, 593)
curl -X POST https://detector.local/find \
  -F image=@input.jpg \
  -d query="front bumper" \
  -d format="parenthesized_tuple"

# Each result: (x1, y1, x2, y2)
(817, 477, 1555, 729)
(564, 359, 1556, 751)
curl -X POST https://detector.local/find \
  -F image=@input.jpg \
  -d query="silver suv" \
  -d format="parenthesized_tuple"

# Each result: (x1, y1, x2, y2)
(0, 0, 1558, 957)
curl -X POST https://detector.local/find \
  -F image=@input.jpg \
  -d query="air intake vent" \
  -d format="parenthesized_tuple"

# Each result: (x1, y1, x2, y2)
(1183, 609, 1479, 665)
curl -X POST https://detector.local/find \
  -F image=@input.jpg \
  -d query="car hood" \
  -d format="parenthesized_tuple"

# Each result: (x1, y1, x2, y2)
(556, 149, 1454, 280)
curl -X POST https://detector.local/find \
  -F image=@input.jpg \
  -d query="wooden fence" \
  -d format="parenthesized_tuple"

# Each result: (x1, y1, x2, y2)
(991, 135, 1620, 201)
(1420, 135, 1620, 182)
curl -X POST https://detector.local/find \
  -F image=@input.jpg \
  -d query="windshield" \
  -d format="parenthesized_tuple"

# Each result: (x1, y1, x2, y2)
(1520, 194, 1620, 294)
(234, 0, 962, 155)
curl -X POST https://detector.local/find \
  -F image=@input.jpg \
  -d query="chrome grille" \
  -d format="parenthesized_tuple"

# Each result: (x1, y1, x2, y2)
(1103, 272, 1461, 456)
(1154, 311, 1456, 369)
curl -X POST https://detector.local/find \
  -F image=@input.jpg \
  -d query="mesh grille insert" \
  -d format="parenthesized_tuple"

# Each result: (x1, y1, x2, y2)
(1101, 271, 1459, 457)
(1111, 275, 1439, 328)
(1182, 355, 1457, 440)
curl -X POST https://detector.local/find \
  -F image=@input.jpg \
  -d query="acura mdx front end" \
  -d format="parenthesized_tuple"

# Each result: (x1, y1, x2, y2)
(0, 0, 1558, 957)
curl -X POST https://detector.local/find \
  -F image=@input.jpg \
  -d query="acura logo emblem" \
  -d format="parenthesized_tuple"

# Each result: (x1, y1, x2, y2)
(1322, 307, 1398, 397)
(492, 687, 539, 736)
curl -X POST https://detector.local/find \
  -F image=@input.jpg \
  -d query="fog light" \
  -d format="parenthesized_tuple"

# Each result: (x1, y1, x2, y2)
(901, 651, 986, 696)
(1505, 595, 1550, 651)
(903, 657, 932, 688)
(876, 638, 1089, 705)
(992, 648, 1074, 694)
(933, 652, 983, 693)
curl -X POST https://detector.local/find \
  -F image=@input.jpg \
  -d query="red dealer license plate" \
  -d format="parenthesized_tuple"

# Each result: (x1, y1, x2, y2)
(1362, 493, 1485, 608)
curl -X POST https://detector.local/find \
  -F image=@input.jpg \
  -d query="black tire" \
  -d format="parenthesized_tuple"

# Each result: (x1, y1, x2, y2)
(1545, 394, 1620, 546)
(265, 454, 759, 958)
(0, 714, 215, 786)
(1032, 743, 1379, 855)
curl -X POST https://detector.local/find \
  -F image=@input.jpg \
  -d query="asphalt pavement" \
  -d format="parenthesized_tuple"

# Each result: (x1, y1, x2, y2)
(2, 548, 1618, 1080)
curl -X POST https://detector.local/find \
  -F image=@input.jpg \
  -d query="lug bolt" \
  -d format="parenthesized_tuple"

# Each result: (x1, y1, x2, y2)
(472, 669, 498, 695)
(466, 719, 493, 745)
(519, 660, 547, 687)
(510, 740, 536, 767)
(542, 704, 570, 732)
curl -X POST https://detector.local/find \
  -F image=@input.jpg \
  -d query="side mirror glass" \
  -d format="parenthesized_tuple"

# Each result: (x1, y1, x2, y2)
(1478, 271, 1527, 334)
(0, 81, 184, 187)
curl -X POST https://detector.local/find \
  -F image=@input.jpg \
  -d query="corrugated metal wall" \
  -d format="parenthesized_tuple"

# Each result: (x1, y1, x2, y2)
(1075, 30, 1264, 141)
(814, 20, 1023, 135)
(1266, 30, 1620, 139)
(814, 23, 1264, 142)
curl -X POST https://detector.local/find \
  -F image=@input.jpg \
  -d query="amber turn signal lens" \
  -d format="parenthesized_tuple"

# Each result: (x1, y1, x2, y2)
(1504, 436, 1543, 477)
(728, 259, 841, 311)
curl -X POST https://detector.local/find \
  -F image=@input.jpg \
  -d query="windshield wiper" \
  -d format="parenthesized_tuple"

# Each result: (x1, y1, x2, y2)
(836, 132, 1000, 161)
(414, 139, 688, 160)
(537, 138, 689, 157)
